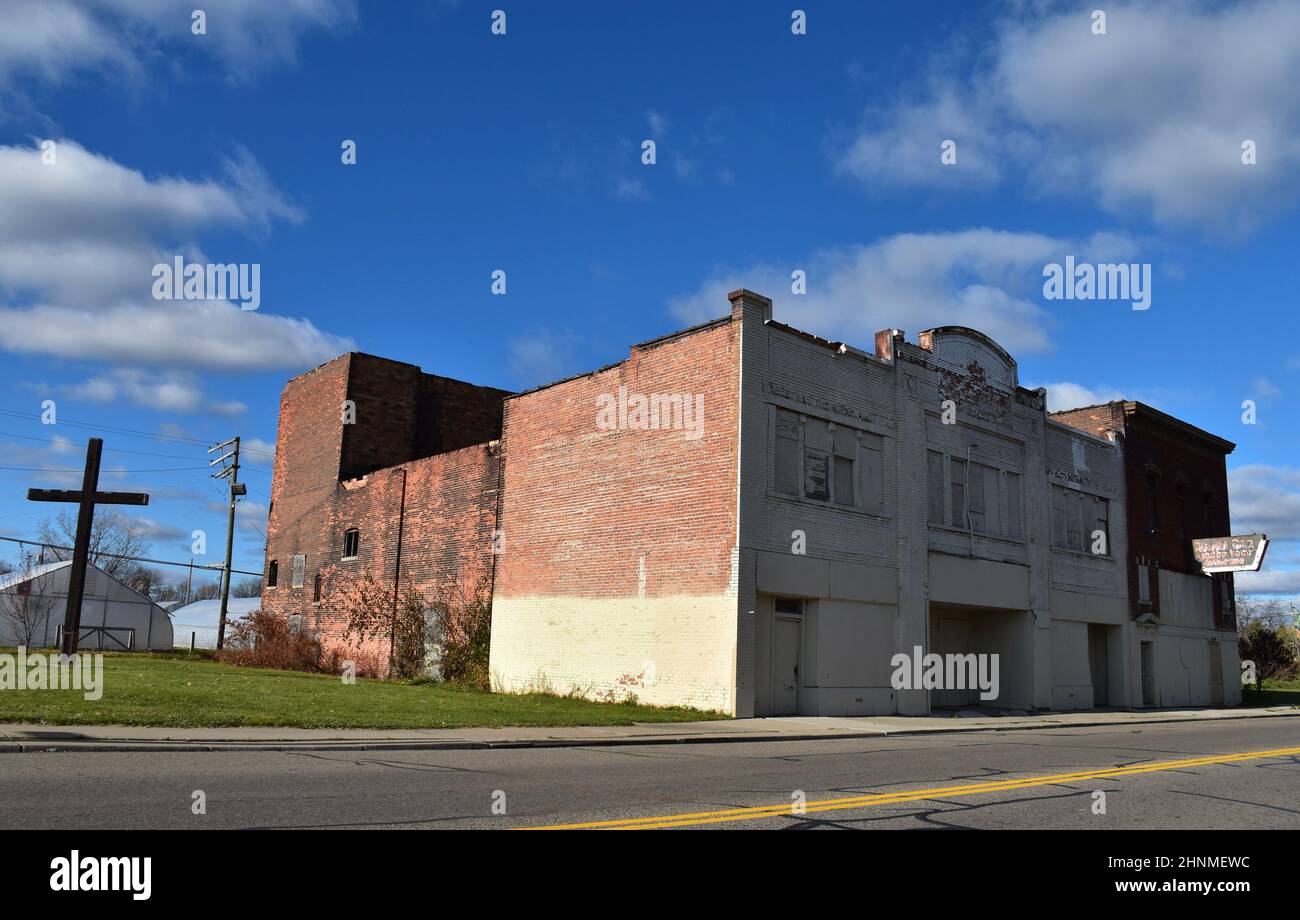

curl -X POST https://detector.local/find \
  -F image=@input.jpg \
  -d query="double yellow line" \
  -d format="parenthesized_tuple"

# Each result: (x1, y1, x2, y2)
(523, 744, 1300, 830)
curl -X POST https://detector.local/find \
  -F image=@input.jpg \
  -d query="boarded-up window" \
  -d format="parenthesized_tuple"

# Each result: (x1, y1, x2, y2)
(1146, 473, 1160, 530)
(950, 459, 966, 528)
(291, 554, 305, 589)
(832, 425, 855, 506)
(927, 451, 944, 524)
(1093, 497, 1109, 555)
(774, 409, 800, 496)
(968, 462, 988, 533)
(833, 456, 854, 506)
(1137, 562, 1151, 603)
(804, 451, 829, 501)
(1052, 485, 1068, 547)
(1066, 490, 1083, 551)
(803, 418, 831, 502)
(1006, 471, 1022, 540)
(860, 434, 884, 513)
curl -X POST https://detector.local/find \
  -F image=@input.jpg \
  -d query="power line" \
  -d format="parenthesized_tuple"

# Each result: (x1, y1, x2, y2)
(0, 534, 265, 577)
(0, 408, 208, 446)
(0, 429, 209, 462)
(0, 465, 210, 473)
(0, 408, 276, 459)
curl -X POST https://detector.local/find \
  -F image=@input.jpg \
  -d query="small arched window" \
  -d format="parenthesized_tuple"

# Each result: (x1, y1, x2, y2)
(267, 560, 278, 588)
(313, 572, 322, 603)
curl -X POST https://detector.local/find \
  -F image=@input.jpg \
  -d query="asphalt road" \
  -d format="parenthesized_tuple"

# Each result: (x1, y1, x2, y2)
(2, 719, 1297, 830)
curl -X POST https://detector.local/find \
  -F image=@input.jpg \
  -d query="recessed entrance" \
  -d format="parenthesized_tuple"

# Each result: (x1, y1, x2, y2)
(770, 598, 802, 716)
(1087, 624, 1110, 707)
(927, 602, 1032, 710)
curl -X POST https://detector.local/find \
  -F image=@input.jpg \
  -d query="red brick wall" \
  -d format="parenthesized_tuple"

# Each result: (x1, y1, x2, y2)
(494, 319, 739, 599)
(339, 353, 508, 480)
(1052, 402, 1235, 626)
(263, 352, 505, 669)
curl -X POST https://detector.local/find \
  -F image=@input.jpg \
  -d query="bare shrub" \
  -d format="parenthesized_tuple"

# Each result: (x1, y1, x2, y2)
(218, 609, 325, 672)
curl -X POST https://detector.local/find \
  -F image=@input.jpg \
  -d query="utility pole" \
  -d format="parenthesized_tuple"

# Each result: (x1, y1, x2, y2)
(209, 436, 246, 650)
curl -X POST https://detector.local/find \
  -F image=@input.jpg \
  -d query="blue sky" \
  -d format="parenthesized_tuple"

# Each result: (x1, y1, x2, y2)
(0, 0, 1297, 601)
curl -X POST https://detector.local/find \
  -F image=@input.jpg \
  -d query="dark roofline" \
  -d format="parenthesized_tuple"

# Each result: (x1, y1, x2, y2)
(505, 316, 732, 401)
(1050, 399, 1235, 453)
(1123, 400, 1236, 453)
(285, 351, 512, 396)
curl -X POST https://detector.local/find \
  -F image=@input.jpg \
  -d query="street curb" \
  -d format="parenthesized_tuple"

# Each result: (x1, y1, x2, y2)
(1, 707, 1296, 753)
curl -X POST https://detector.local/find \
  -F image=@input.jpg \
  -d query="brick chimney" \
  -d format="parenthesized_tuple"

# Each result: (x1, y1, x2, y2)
(874, 329, 904, 362)
(729, 288, 772, 324)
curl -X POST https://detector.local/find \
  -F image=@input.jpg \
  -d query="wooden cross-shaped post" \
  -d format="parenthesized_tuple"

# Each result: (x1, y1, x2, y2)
(27, 437, 149, 654)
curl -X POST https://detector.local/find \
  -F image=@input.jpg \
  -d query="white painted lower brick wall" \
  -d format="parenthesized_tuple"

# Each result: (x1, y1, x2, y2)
(489, 595, 738, 713)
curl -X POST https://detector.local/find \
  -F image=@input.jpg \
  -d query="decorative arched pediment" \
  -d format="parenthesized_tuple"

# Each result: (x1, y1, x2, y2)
(917, 327, 1018, 391)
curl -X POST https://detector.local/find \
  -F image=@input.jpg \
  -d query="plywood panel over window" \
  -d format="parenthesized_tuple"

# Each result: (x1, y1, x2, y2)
(927, 451, 944, 523)
(1051, 484, 1110, 556)
(770, 406, 887, 513)
(774, 409, 800, 496)
(860, 433, 884, 513)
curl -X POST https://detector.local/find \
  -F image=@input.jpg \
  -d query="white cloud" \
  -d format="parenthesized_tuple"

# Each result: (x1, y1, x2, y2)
(508, 331, 582, 388)
(1232, 567, 1300, 597)
(668, 228, 1139, 355)
(64, 369, 246, 416)
(834, 0, 1300, 234)
(0, 140, 353, 372)
(3, 301, 354, 373)
(119, 514, 188, 544)
(646, 110, 668, 137)
(1229, 464, 1300, 542)
(241, 438, 276, 461)
(1036, 382, 1127, 412)
(0, 0, 356, 92)
(1252, 377, 1281, 398)
(614, 177, 650, 202)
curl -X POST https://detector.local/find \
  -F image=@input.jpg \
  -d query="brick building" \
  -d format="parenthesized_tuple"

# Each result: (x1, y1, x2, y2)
(262, 290, 1242, 713)
(1052, 401, 1238, 707)
(261, 353, 509, 673)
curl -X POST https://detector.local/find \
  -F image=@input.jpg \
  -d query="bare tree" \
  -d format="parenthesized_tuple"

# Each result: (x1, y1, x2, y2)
(190, 580, 221, 601)
(1235, 595, 1291, 631)
(127, 566, 166, 599)
(0, 550, 57, 646)
(233, 576, 263, 598)
(36, 510, 149, 579)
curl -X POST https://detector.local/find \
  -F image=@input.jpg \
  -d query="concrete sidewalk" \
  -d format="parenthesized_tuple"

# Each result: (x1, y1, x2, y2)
(1, 704, 1296, 753)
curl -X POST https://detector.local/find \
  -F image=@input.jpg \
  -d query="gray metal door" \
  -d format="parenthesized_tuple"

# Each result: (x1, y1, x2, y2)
(770, 617, 801, 715)
(1208, 639, 1224, 705)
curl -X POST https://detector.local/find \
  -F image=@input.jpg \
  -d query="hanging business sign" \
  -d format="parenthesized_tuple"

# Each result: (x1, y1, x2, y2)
(1191, 534, 1269, 573)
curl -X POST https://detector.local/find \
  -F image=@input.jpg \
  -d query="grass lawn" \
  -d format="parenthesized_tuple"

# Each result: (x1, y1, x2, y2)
(0, 650, 726, 729)
(1242, 680, 1300, 709)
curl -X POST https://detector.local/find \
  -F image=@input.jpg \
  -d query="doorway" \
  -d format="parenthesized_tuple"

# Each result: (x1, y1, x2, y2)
(1208, 639, 1224, 705)
(1140, 641, 1156, 706)
(770, 598, 802, 716)
(932, 617, 977, 707)
(1087, 624, 1110, 707)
